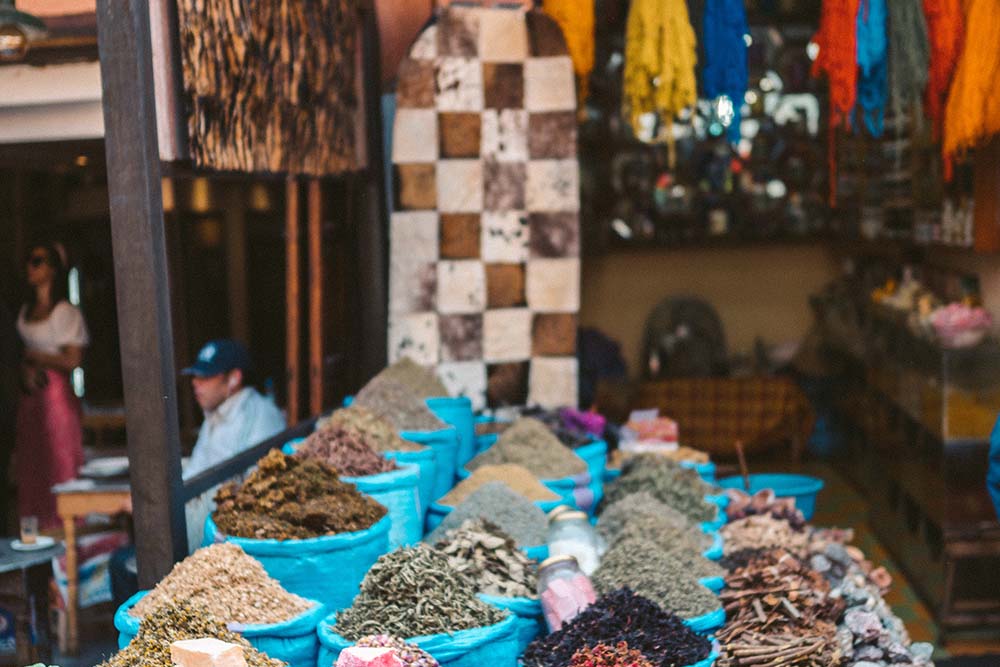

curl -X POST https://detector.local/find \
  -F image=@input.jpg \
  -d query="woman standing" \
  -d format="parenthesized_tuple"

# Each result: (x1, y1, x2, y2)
(15, 243, 89, 529)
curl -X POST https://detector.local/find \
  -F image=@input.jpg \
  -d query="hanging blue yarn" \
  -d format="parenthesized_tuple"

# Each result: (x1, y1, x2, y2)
(855, 0, 888, 137)
(702, 0, 749, 143)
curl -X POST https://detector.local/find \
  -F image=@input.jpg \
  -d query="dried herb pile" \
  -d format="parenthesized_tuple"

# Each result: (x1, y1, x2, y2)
(130, 544, 312, 624)
(517, 406, 592, 448)
(213, 449, 387, 540)
(424, 482, 549, 547)
(438, 464, 559, 507)
(592, 538, 721, 619)
(615, 527, 723, 580)
(570, 642, 653, 667)
(466, 418, 587, 479)
(433, 518, 538, 598)
(317, 406, 424, 452)
(607, 446, 709, 469)
(295, 426, 397, 477)
(372, 357, 450, 398)
(602, 455, 717, 523)
(355, 635, 440, 667)
(355, 379, 446, 431)
(724, 487, 806, 529)
(597, 491, 710, 551)
(522, 588, 712, 667)
(720, 515, 810, 556)
(335, 544, 508, 640)
(99, 602, 283, 667)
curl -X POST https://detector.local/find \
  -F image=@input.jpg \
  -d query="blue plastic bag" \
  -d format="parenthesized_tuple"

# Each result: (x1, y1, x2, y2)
(316, 612, 519, 667)
(684, 606, 726, 634)
(702, 531, 724, 561)
(478, 594, 543, 653)
(204, 514, 390, 613)
(282, 440, 423, 549)
(699, 575, 724, 594)
(687, 641, 721, 667)
(575, 440, 608, 485)
(401, 427, 459, 501)
(115, 591, 327, 667)
(475, 432, 498, 455)
(386, 448, 436, 517)
(523, 544, 549, 562)
(427, 397, 475, 469)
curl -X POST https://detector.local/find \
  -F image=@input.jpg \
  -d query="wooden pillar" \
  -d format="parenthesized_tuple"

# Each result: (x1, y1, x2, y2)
(225, 186, 249, 343)
(973, 137, 1000, 253)
(285, 178, 301, 424)
(308, 179, 324, 416)
(95, 0, 188, 584)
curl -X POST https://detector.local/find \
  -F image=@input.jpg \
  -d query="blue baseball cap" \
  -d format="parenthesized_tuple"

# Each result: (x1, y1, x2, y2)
(181, 339, 252, 377)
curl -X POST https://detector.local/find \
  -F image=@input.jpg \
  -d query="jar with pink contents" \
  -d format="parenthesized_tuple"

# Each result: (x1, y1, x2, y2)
(537, 554, 596, 632)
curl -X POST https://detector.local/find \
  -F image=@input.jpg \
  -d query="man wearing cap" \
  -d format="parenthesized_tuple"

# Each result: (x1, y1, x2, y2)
(182, 339, 286, 479)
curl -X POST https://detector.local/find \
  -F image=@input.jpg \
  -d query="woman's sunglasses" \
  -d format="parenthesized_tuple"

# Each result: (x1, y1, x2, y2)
(28, 255, 49, 268)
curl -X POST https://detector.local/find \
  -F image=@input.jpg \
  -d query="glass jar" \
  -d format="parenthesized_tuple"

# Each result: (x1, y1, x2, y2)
(546, 510, 604, 575)
(537, 554, 596, 632)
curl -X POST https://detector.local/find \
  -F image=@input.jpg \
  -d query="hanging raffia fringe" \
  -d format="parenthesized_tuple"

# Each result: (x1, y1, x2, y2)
(944, 0, 1000, 165)
(542, 0, 595, 106)
(702, 0, 749, 143)
(855, 0, 888, 138)
(622, 0, 697, 164)
(887, 0, 929, 127)
(811, 0, 860, 203)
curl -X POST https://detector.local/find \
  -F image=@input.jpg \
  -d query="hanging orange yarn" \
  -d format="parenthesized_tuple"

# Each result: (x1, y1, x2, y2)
(811, 0, 861, 205)
(943, 0, 1000, 164)
(923, 0, 962, 141)
(542, 0, 595, 104)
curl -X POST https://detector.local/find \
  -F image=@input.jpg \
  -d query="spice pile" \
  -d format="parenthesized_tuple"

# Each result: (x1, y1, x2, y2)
(466, 418, 587, 479)
(570, 642, 653, 667)
(355, 635, 440, 667)
(592, 538, 721, 619)
(355, 379, 446, 431)
(213, 449, 387, 540)
(371, 357, 450, 398)
(335, 544, 508, 640)
(130, 544, 313, 624)
(425, 482, 549, 547)
(100, 602, 283, 667)
(438, 464, 559, 507)
(607, 446, 710, 469)
(602, 455, 717, 523)
(295, 426, 397, 477)
(433, 518, 538, 598)
(317, 406, 424, 452)
(523, 588, 712, 667)
(597, 491, 710, 551)
(724, 487, 806, 529)
(517, 406, 593, 448)
(720, 515, 810, 556)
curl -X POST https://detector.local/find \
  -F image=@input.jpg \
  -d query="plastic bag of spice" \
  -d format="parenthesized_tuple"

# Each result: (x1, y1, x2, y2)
(115, 591, 328, 667)
(426, 397, 476, 469)
(317, 613, 520, 667)
(401, 426, 460, 501)
(203, 514, 391, 613)
(478, 593, 544, 653)
(386, 447, 436, 514)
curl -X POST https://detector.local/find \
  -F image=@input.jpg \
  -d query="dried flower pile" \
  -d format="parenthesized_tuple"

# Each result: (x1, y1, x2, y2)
(295, 426, 397, 477)
(355, 635, 440, 667)
(317, 406, 424, 452)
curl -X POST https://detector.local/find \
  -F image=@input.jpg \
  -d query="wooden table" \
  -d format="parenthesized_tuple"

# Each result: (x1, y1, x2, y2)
(53, 480, 131, 655)
(0, 539, 64, 666)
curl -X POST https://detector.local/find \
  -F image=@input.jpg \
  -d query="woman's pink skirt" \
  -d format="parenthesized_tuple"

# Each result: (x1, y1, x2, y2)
(15, 369, 85, 529)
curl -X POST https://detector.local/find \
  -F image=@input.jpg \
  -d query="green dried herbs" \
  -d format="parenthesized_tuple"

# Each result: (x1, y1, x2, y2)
(296, 426, 397, 477)
(597, 491, 710, 551)
(372, 357, 450, 398)
(335, 544, 509, 640)
(466, 417, 587, 479)
(355, 379, 446, 432)
(99, 601, 283, 667)
(433, 519, 538, 598)
(317, 406, 425, 452)
(424, 481, 549, 547)
(213, 449, 386, 540)
(602, 455, 717, 523)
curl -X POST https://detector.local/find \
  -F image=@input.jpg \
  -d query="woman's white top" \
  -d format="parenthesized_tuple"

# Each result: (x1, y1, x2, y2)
(17, 301, 91, 355)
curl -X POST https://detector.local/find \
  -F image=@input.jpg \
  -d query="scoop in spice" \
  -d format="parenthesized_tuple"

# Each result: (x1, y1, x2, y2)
(355, 379, 446, 432)
(437, 464, 559, 507)
(317, 406, 425, 452)
(212, 449, 387, 540)
(466, 417, 587, 479)
(424, 481, 549, 547)
(433, 518, 538, 598)
(296, 426, 397, 477)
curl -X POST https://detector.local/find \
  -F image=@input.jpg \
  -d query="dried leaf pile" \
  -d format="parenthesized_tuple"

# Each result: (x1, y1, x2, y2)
(213, 449, 386, 540)
(130, 544, 312, 624)
(433, 518, 538, 598)
(371, 358, 450, 398)
(295, 426, 397, 477)
(597, 491, 711, 552)
(720, 516, 810, 557)
(317, 406, 424, 452)
(724, 488, 806, 529)
(602, 455, 717, 523)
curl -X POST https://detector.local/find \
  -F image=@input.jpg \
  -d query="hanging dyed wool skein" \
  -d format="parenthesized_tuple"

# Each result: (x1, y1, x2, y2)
(542, 0, 595, 106)
(855, 0, 888, 138)
(887, 0, 929, 125)
(622, 0, 697, 162)
(701, 0, 749, 143)
(943, 0, 1000, 161)
(811, 0, 861, 203)
(922, 0, 962, 142)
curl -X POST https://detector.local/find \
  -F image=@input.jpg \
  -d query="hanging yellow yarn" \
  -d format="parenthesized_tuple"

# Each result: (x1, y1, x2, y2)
(943, 0, 1000, 160)
(542, 0, 595, 104)
(622, 0, 697, 151)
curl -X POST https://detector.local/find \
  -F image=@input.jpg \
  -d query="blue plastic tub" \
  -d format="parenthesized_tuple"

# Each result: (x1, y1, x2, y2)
(401, 426, 459, 501)
(717, 473, 825, 521)
(427, 397, 475, 469)
(680, 460, 717, 483)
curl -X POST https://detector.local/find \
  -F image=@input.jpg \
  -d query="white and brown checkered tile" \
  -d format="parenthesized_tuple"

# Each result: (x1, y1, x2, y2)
(483, 307, 532, 363)
(526, 257, 580, 312)
(389, 312, 440, 366)
(438, 360, 488, 411)
(528, 356, 578, 408)
(437, 259, 487, 314)
(481, 211, 529, 263)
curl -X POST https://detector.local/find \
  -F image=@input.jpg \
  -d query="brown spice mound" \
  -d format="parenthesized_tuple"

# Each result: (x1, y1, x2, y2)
(438, 464, 559, 507)
(373, 357, 450, 398)
(355, 379, 446, 431)
(213, 449, 387, 540)
(318, 406, 424, 452)
(466, 417, 586, 479)
(297, 426, 397, 477)
(131, 543, 313, 624)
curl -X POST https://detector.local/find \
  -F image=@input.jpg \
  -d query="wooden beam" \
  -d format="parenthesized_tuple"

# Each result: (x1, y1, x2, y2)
(308, 178, 324, 416)
(95, 0, 188, 585)
(973, 137, 1000, 254)
(285, 177, 301, 424)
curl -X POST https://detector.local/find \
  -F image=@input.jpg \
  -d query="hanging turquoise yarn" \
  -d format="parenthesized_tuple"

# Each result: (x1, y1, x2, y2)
(702, 0, 749, 143)
(855, 0, 888, 137)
